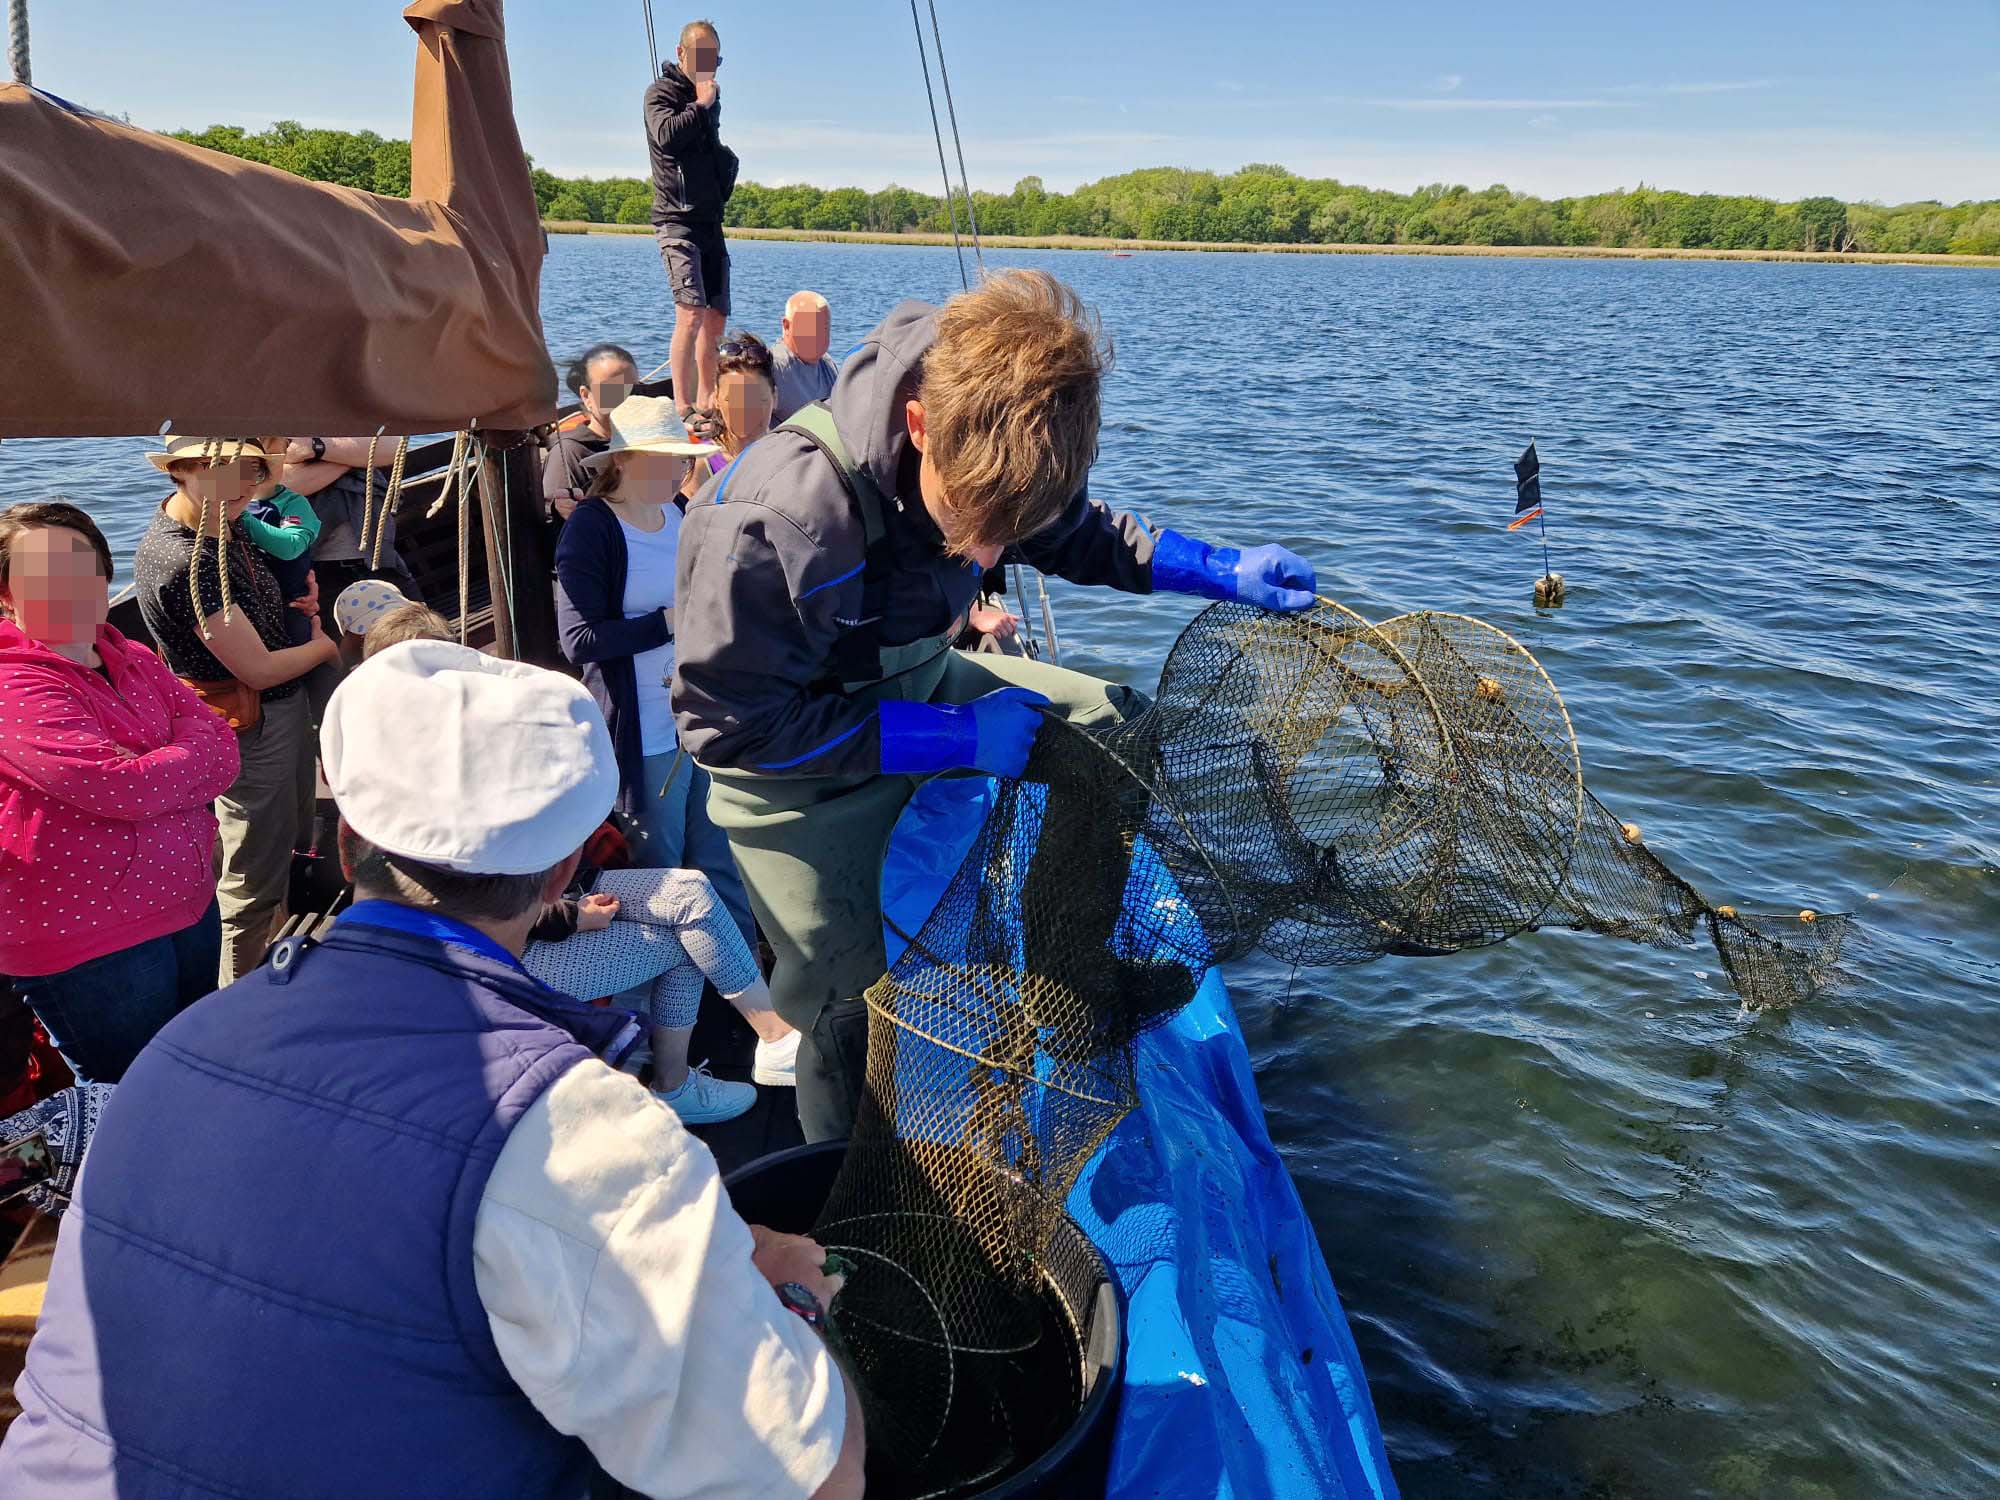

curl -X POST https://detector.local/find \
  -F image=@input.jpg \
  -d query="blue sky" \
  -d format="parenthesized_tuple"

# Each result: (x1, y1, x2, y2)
(23, 0, 2000, 202)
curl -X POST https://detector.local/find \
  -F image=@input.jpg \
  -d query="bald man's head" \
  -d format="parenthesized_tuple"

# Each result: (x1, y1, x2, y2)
(782, 291, 831, 364)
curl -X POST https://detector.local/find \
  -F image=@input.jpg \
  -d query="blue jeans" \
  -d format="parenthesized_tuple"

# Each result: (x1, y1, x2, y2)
(13, 902, 222, 1083)
(634, 751, 756, 948)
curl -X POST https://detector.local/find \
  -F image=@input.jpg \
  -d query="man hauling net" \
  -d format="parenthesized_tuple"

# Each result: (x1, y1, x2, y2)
(671, 268, 1322, 1143)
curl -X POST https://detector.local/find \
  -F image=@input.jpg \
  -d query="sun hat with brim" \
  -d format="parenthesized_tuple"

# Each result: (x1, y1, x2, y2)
(579, 394, 717, 469)
(144, 435, 286, 474)
(333, 578, 416, 636)
(321, 640, 619, 876)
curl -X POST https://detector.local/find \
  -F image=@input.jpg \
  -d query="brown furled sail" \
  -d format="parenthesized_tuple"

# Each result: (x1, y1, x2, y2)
(0, 0, 553, 438)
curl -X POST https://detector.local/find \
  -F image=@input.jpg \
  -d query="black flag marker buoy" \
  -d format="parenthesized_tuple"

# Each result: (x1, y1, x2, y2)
(1511, 440, 1563, 607)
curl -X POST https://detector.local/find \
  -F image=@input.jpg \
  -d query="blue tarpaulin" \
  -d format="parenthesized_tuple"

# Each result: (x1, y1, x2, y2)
(882, 778, 1398, 1500)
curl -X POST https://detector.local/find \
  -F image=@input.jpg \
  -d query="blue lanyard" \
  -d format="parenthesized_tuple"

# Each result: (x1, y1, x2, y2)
(337, 900, 526, 973)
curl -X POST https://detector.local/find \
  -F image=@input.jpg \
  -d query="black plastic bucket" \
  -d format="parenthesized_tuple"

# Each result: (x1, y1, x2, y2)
(724, 1139, 1126, 1499)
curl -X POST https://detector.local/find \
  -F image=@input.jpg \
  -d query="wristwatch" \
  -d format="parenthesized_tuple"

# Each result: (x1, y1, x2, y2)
(775, 1281, 826, 1330)
(310, 437, 326, 462)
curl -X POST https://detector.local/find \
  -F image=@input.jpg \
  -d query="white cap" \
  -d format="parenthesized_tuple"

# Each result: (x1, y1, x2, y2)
(321, 640, 618, 875)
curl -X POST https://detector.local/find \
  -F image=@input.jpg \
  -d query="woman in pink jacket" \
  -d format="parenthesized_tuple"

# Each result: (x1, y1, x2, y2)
(0, 501, 241, 1081)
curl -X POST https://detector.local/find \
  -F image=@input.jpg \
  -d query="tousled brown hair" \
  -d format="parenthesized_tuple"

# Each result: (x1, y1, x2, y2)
(361, 602, 452, 659)
(920, 270, 1109, 554)
(0, 500, 115, 591)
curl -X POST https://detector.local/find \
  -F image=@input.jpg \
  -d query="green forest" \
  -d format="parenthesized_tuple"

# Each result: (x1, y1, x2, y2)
(170, 121, 2000, 257)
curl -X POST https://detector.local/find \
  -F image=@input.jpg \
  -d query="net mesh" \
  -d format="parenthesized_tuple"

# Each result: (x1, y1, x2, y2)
(817, 599, 1854, 1496)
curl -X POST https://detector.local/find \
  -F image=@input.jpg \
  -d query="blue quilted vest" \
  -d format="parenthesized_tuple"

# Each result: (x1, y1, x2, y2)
(0, 907, 641, 1498)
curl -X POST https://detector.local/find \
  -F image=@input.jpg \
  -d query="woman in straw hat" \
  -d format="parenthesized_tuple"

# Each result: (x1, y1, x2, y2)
(131, 437, 341, 983)
(554, 396, 784, 1123)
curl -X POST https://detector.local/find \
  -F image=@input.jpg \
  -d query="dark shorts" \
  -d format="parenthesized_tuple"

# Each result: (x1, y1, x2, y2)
(654, 221, 731, 315)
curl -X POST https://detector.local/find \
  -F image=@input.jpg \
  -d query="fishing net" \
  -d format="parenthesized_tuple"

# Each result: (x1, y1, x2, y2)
(815, 599, 1854, 1497)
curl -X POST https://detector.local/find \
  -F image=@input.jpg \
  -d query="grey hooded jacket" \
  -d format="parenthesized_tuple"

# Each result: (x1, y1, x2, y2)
(671, 299, 1159, 778)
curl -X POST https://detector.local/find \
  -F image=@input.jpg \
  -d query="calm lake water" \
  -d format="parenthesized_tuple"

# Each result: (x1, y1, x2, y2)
(9, 237, 1999, 1498)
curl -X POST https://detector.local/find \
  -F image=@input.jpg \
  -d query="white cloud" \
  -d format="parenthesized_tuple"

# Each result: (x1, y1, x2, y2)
(1607, 80, 1775, 96)
(1376, 98, 1628, 111)
(1433, 74, 1464, 94)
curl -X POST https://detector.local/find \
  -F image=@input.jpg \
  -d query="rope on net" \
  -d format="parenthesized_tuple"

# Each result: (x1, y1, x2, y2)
(819, 597, 1857, 1497)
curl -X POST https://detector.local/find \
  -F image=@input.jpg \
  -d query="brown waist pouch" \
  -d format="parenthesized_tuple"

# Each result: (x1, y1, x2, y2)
(180, 677, 261, 733)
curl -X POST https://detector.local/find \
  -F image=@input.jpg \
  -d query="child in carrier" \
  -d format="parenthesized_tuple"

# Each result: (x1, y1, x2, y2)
(239, 438, 320, 646)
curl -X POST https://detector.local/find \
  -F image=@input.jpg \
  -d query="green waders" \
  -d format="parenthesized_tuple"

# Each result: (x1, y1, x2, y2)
(703, 405, 1146, 1142)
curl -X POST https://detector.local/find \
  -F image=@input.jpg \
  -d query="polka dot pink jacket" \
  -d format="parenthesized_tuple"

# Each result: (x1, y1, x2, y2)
(0, 621, 242, 978)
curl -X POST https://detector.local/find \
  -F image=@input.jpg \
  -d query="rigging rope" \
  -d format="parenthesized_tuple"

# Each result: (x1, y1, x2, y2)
(458, 439, 475, 646)
(913, 0, 1032, 665)
(359, 435, 410, 571)
(186, 438, 235, 638)
(908, 0, 968, 291)
(924, 1, 984, 279)
(640, 0, 659, 80)
(7, 0, 29, 88)
(498, 448, 518, 641)
(424, 431, 471, 520)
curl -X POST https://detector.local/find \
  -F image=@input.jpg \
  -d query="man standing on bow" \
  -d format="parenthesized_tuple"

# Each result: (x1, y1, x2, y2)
(672, 269, 1320, 1142)
(645, 17, 739, 427)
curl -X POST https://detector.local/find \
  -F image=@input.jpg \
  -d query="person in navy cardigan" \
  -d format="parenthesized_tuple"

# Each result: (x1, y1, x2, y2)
(553, 395, 754, 946)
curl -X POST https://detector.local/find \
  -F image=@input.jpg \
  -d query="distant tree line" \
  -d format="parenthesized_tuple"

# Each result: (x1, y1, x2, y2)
(170, 123, 2000, 256)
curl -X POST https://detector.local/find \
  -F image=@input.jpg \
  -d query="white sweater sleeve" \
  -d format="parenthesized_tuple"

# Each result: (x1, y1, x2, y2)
(473, 1060, 845, 1498)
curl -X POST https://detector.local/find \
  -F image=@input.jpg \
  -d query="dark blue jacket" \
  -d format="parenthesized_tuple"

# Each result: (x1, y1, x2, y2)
(555, 496, 672, 816)
(0, 910, 640, 1498)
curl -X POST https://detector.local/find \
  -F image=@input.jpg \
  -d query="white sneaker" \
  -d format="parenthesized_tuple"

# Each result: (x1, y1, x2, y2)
(653, 1062, 756, 1125)
(752, 1032, 800, 1087)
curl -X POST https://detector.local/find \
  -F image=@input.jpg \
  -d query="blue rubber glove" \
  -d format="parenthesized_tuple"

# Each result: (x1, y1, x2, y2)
(879, 687, 1051, 778)
(1150, 529, 1318, 613)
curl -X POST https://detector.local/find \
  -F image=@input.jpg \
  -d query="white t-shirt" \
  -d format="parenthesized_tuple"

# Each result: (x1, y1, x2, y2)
(473, 1059, 846, 1498)
(618, 510, 682, 758)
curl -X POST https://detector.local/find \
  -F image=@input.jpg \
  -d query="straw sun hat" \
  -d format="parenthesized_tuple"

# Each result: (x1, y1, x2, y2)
(579, 395, 716, 469)
(144, 435, 286, 474)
